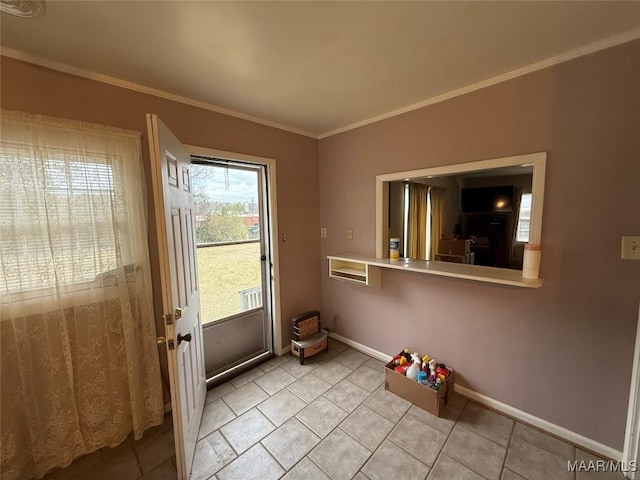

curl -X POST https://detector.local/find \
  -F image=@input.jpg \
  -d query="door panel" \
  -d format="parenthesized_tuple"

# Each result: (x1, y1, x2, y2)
(147, 114, 206, 480)
(203, 309, 266, 377)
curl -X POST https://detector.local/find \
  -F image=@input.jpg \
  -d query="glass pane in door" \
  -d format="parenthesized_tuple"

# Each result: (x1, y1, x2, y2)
(191, 163, 263, 324)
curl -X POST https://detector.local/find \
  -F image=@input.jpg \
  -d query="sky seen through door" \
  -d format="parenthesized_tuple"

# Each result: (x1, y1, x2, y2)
(191, 163, 263, 323)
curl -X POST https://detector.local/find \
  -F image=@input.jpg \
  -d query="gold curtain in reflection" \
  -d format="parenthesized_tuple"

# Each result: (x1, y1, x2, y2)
(408, 183, 428, 260)
(429, 187, 445, 260)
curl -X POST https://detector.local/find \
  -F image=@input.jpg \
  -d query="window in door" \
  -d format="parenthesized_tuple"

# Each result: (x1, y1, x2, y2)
(191, 162, 266, 324)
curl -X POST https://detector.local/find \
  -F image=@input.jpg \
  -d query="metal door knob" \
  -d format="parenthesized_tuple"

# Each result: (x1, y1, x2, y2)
(177, 333, 192, 345)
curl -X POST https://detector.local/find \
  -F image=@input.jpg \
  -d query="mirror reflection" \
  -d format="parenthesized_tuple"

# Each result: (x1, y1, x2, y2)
(388, 165, 533, 270)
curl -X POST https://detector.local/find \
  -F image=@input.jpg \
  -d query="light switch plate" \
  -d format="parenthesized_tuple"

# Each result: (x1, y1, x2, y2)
(320, 227, 327, 238)
(347, 228, 353, 240)
(622, 236, 640, 260)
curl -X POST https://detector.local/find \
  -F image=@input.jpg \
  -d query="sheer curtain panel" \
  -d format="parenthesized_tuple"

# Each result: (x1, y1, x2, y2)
(0, 110, 164, 480)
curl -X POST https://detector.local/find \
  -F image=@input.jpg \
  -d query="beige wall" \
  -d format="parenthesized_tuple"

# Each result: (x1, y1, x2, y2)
(2, 40, 639, 451)
(318, 40, 640, 450)
(0, 57, 321, 400)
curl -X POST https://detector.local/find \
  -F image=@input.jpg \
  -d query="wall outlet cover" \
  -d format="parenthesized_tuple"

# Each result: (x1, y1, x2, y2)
(622, 236, 640, 260)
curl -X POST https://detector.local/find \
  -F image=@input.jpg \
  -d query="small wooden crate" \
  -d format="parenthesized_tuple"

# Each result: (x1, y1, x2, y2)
(291, 310, 328, 365)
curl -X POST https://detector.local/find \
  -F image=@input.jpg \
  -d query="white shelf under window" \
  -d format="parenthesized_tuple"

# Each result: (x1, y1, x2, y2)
(327, 254, 543, 289)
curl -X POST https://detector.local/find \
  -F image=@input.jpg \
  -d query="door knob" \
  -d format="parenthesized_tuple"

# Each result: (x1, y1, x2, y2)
(177, 333, 192, 345)
(156, 336, 167, 345)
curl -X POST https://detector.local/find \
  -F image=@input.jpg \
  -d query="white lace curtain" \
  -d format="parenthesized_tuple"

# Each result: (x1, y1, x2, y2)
(0, 110, 164, 480)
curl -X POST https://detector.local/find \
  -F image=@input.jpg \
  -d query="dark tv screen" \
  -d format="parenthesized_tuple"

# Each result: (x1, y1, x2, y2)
(461, 186, 514, 213)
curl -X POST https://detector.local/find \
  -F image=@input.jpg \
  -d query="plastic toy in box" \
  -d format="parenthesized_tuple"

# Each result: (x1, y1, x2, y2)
(385, 348, 455, 416)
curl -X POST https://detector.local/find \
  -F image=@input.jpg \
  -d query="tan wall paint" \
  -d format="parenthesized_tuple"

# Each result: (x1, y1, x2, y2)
(318, 40, 640, 450)
(2, 40, 639, 450)
(0, 57, 320, 401)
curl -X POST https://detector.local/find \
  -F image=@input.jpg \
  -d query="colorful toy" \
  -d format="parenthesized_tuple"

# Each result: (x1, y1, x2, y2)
(399, 349, 412, 363)
(421, 355, 430, 369)
(389, 348, 452, 392)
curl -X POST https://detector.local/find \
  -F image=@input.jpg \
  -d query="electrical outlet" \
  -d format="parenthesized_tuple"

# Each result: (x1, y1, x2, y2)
(347, 228, 353, 240)
(320, 227, 327, 238)
(622, 236, 640, 260)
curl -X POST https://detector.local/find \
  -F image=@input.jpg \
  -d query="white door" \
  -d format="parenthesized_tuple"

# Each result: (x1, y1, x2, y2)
(147, 114, 206, 480)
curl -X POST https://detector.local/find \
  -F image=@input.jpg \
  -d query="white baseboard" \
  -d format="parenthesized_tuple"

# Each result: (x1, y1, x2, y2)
(280, 344, 291, 355)
(454, 384, 622, 461)
(330, 332, 622, 461)
(329, 332, 392, 363)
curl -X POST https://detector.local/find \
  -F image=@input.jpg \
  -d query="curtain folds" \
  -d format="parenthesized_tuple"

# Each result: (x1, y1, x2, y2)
(0, 110, 164, 480)
(429, 187, 445, 261)
(407, 183, 428, 260)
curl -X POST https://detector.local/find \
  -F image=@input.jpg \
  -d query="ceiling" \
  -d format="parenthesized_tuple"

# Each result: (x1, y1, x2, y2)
(1, 1, 639, 138)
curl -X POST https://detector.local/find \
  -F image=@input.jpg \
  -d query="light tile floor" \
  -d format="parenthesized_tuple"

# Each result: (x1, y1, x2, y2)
(41, 413, 176, 480)
(42, 338, 624, 480)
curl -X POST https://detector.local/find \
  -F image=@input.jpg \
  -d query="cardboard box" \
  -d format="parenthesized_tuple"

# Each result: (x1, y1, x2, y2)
(438, 239, 471, 255)
(384, 361, 455, 417)
(291, 335, 328, 364)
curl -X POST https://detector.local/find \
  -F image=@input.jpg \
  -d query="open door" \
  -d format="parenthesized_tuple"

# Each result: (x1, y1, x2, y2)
(147, 114, 206, 480)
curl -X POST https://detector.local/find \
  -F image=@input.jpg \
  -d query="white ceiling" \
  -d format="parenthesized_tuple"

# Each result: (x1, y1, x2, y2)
(1, 1, 639, 137)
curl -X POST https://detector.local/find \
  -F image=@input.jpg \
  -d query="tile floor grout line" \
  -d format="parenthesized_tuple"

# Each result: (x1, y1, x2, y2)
(498, 417, 516, 479)
(257, 438, 289, 475)
(425, 398, 493, 480)
(510, 422, 580, 466)
(460, 399, 520, 449)
(338, 383, 416, 478)
(295, 367, 382, 478)
(218, 389, 240, 419)
(216, 426, 241, 459)
(353, 425, 391, 480)
(212, 353, 373, 479)
(130, 442, 145, 479)
(385, 408, 439, 472)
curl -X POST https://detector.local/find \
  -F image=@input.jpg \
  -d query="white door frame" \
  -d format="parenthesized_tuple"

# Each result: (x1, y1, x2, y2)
(623, 302, 640, 478)
(186, 145, 283, 355)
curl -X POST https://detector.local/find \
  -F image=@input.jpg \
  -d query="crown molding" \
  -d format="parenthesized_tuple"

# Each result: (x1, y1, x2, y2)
(0, 46, 318, 139)
(2, 27, 638, 141)
(317, 28, 640, 139)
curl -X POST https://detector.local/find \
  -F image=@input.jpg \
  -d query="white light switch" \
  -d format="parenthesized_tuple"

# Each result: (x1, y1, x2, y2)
(320, 227, 327, 238)
(347, 228, 353, 240)
(622, 236, 640, 260)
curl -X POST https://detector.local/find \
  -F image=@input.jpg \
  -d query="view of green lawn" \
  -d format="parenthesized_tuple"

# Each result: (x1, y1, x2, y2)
(196, 241, 262, 324)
